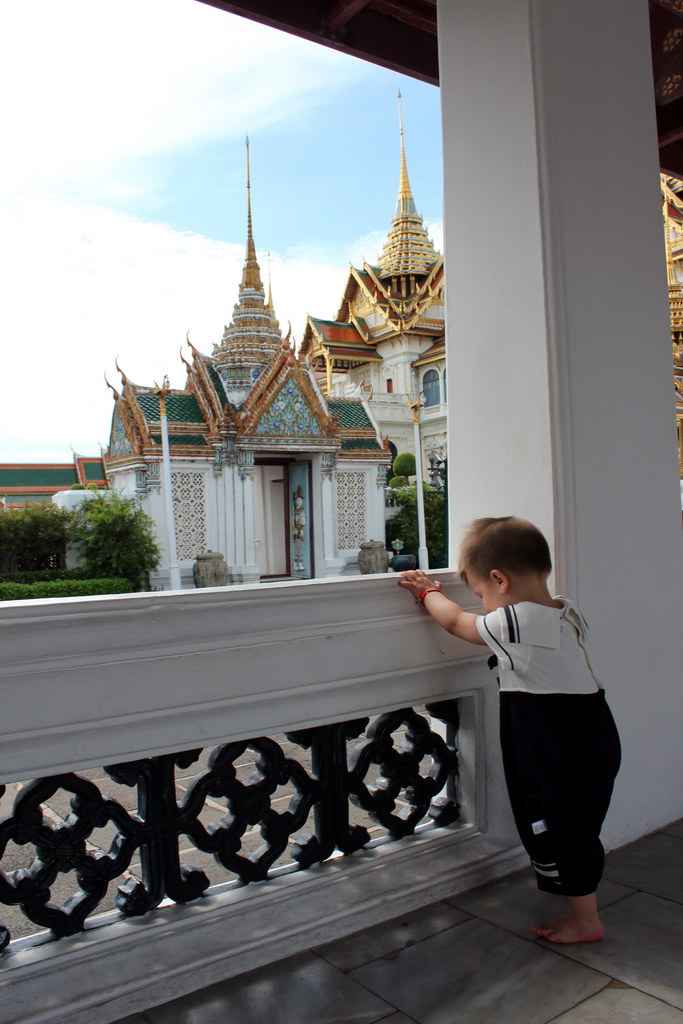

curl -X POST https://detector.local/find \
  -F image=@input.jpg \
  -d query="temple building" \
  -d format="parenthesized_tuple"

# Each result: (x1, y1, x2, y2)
(103, 143, 391, 587)
(300, 96, 446, 467)
(661, 175, 683, 495)
(0, 455, 106, 507)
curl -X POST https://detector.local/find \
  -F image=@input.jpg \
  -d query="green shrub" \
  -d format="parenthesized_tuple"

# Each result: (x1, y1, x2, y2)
(0, 568, 89, 584)
(0, 503, 72, 573)
(72, 492, 161, 586)
(70, 484, 85, 490)
(86, 483, 100, 491)
(388, 475, 408, 489)
(392, 452, 416, 478)
(385, 483, 447, 567)
(0, 578, 131, 601)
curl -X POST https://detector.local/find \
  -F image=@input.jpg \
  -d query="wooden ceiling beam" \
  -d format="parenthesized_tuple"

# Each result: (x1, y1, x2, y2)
(658, 96, 683, 147)
(196, 0, 438, 84)
(660, 138, 683, 178)
(369, 0, 436, 35)
(325, 0, 369, 29)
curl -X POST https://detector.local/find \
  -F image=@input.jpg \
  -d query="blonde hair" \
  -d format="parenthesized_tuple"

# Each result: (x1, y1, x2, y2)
(458, 516, 552, 585)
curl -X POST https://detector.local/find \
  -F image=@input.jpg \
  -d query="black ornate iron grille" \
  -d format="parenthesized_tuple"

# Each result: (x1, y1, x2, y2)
(0, 701, 459, 949)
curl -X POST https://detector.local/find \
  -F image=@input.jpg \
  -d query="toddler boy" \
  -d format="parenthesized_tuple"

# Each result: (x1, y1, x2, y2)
(399, 516, 621, 943)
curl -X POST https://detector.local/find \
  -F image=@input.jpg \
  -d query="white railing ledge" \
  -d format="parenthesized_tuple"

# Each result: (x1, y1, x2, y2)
(0, 570, 487, 783)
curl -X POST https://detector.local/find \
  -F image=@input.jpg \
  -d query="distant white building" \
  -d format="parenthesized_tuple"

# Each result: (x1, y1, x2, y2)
(300, 101, 447, 474)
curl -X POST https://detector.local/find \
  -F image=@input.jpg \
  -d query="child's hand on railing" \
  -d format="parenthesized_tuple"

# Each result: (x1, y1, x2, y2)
(397, 571, 443, 603)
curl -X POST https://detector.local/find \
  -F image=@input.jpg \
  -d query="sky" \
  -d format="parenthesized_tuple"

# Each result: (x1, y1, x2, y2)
(1, 0, 442, 463)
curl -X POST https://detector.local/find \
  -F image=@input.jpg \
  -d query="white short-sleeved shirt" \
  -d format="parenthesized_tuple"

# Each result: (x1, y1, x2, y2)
(476, 597, 601, 695)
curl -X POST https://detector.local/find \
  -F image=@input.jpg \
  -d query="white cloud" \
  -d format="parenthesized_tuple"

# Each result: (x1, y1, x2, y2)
(0, 189, 354, 461)
(0, 0, 369, 196)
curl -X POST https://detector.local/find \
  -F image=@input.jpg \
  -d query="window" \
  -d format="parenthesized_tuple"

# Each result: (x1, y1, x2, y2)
(386, 378, 393, 393)
(423, 368, 440, 407)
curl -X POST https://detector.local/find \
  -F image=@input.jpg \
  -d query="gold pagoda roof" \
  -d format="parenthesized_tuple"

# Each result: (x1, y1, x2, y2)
(376, 93, 439, 279)
(212, 139, 283, 368)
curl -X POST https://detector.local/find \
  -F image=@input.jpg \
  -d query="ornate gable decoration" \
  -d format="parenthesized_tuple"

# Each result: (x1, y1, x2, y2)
(254, 376, 323, 438)
(239, 347, 338, 449)
(109, 405, 134, 458)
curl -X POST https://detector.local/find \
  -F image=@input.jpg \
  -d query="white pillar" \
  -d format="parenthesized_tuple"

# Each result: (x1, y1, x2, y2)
(320, 454, 345, 576)
(159, 409, 181, 592)
(438, 0, 683, 845)
(412, 409, 429, 569)
(231, 452, 260, 585)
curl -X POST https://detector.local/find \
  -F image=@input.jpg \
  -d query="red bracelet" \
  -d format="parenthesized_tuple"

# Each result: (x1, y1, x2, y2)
(417, 588, 441, 605)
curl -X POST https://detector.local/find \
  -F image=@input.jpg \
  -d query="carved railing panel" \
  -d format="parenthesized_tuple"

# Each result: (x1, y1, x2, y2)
(0, 702, 459, 946)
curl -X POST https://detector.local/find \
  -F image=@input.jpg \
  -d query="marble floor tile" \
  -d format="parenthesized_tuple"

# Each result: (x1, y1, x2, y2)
(137, 951, 397, 1024)
(660, 818, 683, 839)
(547, 984, 683, 1023)
(549, 892, 683, 1011)
(604, 832, 683, 904)
(447, 867, 633, 940)
(349, 917, 608, 1024)
(316, 901, 471, 972)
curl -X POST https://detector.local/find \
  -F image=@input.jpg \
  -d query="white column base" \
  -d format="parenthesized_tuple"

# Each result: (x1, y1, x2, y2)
(228, 565, 261, 585)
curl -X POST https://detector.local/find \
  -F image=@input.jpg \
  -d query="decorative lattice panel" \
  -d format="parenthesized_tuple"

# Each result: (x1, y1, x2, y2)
(337, 472, 366, 550)
(0, 702, 460, 947)
(172, 471, 206, 560)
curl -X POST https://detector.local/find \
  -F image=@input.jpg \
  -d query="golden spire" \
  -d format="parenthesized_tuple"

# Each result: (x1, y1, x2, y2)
(377, 92, 439, 280)
(397, 91, 415, 217)
(242, 136, 261, 290)
(212, 137, 283, 402)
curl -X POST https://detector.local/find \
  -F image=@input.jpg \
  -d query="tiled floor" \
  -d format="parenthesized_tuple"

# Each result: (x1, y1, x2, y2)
(114, 819, 683, 1024)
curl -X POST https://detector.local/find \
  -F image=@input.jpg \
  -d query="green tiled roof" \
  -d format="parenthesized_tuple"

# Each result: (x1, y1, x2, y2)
(0, 466, 77, 487)
(2, 493, 52, 503)
(151, 434, 209, 447)
(328, 400, 373, 429)
(82, 460, 106, 481)
(137, 393, 205, 424)
(341, 438, 382, 451)
(207, 363, 226, 400)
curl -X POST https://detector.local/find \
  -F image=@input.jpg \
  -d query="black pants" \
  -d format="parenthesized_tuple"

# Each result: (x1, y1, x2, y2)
(499, 689, 621, 897)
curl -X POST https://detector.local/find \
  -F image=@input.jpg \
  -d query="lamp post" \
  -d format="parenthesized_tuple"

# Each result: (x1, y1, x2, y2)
(408, 393, 429, 570)
(155, 376, 182, 591)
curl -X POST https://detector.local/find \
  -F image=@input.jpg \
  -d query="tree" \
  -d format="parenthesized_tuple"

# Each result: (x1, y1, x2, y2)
(392, 452, 416, 478)
(73, 492, 161, 587)
(0, 503, 72, 573)
(385, 482, 447, 567)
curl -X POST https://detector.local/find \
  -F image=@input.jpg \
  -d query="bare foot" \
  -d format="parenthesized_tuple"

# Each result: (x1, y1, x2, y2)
(531, 913, 604, 944)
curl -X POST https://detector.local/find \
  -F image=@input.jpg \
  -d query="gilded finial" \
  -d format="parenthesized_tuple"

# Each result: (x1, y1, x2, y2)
(153, 375, 171, 419)
(408, 391, 424, 425)
(104, 373, 120, 401)
(180, 346, 194, 374)
(114, 356, 127, 387)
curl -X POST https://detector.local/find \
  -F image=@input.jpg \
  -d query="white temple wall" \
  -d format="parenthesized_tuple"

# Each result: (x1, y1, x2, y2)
(334, 462, 386, 570)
